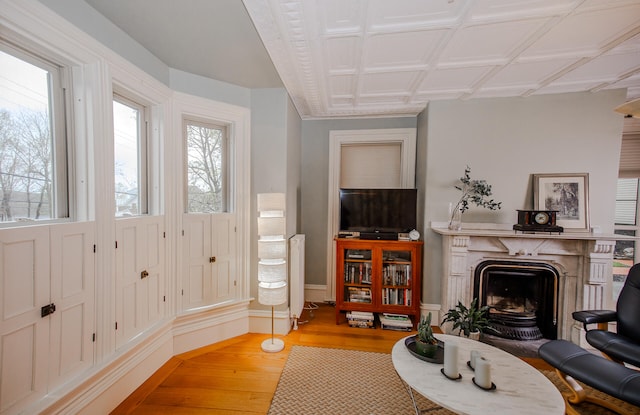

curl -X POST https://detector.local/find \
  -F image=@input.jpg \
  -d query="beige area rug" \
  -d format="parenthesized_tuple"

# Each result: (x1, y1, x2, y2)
(268, 345, 640, 415)
(267, 345, 453, 415)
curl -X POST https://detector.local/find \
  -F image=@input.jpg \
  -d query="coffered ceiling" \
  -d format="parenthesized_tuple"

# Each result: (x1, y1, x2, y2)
(83, 0, 640, 120)
(244, 0, 640, 119)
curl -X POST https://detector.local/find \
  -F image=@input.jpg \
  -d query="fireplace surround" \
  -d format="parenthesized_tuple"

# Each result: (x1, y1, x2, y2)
(432, 223, 628, 346)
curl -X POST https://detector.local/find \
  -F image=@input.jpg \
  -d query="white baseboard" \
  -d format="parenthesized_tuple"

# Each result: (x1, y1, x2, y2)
(420, 303, 442, 325)
(36, 302, 252, 415)
(248, 308, 291, 335)
(304, 284, 329, 303)
(173, 301, 251, 354)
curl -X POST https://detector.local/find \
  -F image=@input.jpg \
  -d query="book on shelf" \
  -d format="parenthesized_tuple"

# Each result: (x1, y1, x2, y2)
(348, 319, 374, 328)
(379, 313, 412, 331)
(347, 311, 374, 319)
(346, 311, 374, 328)
(347, 286, 372, 303)
(382, 313, 410, 320)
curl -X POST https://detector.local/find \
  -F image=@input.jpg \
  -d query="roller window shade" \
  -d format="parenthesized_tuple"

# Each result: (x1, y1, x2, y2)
(340, 143, 402, 188)
(619, 133, 640, 178)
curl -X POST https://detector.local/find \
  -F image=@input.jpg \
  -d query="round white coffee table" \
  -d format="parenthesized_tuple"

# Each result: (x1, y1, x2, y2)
(392, 334, 564, 415)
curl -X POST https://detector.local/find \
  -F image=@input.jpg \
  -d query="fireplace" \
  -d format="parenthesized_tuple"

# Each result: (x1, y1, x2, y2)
(474, 260, 559, 340)
(432, 223, 619, 346)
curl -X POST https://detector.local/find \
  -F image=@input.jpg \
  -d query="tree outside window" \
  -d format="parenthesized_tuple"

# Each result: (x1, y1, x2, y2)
(0, 49, 58, 222)
(186, 120, 227, 213)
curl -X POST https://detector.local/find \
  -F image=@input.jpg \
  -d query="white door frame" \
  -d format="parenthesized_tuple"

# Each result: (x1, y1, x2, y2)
(326, 128, 416, 300)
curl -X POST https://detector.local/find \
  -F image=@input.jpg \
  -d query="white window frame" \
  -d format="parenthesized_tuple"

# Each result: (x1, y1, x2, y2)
(0, 40, 71, 225)
(183, 117, 229, 214)
(113, 92, 149, 217)
(614, 177, 639, 264)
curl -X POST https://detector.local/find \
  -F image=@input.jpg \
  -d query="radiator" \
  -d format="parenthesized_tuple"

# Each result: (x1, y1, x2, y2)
(289, 234, 305, 329)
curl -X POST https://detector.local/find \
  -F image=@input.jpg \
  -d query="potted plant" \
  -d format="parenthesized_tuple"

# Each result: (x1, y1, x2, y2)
(441, 298, 492, 340)
(415, 312, 439, 357)
(449, 166, 501, 230)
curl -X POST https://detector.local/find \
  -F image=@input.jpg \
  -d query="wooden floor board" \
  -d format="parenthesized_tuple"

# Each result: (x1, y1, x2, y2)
(111, 303, 550, 414)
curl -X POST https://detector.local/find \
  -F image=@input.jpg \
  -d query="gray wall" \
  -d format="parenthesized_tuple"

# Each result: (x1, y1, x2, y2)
(300, 117, 418, 287)
(250, 88, 300, 308)
(39, 0, 170, 84)
(418, 90, 626, 304)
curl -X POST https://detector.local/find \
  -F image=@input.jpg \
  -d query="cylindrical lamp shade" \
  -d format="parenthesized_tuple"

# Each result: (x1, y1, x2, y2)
(258, 193, 285, 212)
(258, 259, 287, 283)
(257, 217, 285, 238)
(258, 281, 287, 305)
(258, 239, 286, 259)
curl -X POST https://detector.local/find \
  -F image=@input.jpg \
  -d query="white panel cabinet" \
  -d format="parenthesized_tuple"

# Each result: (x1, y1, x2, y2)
(115, 217, 166, 349)
(182, 213, 237, 311)
(48, 223, 96, 390)
(0, 223, 95, 415)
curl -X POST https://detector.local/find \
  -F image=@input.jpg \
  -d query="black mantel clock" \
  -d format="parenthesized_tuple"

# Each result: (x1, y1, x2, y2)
(513, 210, 564, 233)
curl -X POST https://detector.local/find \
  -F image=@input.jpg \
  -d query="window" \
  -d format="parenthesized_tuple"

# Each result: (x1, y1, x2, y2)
(613, 178, 638, 300)
(113, 94, 147, 217)
(0, 44, 68, 222)
(185, 119, 228, 213)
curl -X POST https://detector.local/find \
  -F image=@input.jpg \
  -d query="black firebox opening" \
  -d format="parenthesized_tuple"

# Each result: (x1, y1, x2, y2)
(473, 261, 559, 340)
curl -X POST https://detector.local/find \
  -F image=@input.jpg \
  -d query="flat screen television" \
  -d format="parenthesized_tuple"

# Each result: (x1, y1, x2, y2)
(339, 188, 417, 234)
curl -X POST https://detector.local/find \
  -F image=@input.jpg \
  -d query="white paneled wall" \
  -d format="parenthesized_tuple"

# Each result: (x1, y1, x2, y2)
(181, 213, 237, 311)
(0, 223, 95, 414)
(115, 217, 166, 349)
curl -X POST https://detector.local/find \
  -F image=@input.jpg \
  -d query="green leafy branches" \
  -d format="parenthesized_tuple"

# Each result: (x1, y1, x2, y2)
(441, 298, 493, 337)
(452, 166, 502, 215)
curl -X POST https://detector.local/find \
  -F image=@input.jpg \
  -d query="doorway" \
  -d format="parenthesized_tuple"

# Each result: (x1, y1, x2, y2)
(326, 128, 416, 300)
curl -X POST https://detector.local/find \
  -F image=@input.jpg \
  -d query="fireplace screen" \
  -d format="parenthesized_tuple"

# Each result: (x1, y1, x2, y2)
(474, 261, 559, 340)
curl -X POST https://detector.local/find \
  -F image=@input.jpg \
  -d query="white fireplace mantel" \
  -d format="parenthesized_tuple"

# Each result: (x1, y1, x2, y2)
(431, 222, 635, 345)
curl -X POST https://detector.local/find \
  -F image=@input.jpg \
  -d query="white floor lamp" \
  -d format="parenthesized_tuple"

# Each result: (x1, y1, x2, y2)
(257, 193, 287, 353)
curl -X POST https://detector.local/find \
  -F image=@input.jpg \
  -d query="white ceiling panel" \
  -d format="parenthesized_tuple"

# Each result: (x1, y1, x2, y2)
(329, 75, 356, 96)
(325, 37, 361, 73)
(360, 71, 420, 94)
(319, 0, 365, 34)
(438, 19, 548, 65)
(364, 31, 444, 69)
(418, 66, 492, 94)
(558, 53, 640, 85)
(522, 4, 640, 58)
(484, 58, 578, 88)
(367, 0, 466, 30)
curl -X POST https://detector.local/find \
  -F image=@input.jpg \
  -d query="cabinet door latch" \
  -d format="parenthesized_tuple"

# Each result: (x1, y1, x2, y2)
(141, 270, 149, 279)
(41, 303, 56, 318)
(209, 256, 216, 263)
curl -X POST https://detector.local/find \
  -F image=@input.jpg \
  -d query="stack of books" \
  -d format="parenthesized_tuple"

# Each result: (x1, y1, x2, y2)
(346, 311, 375, 328)
(379, 313, 413, 331)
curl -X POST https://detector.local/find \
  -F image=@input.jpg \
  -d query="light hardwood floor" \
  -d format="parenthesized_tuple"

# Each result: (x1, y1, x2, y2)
(111, 303, 552, 414)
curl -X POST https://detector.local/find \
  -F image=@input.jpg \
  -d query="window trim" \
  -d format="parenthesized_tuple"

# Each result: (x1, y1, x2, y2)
(183, 117, 229, 214)
(113, 92, 149, 217)
(0, 40, 71, 224)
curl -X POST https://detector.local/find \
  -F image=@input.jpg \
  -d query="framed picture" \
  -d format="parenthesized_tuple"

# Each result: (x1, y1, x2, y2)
(533, 173, 590, 231)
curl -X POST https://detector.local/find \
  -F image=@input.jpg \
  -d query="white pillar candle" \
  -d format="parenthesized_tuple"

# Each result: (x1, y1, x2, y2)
(470, 350, 481, 369)
(475, 357, 492, 388)
(443, 342, 459, 378)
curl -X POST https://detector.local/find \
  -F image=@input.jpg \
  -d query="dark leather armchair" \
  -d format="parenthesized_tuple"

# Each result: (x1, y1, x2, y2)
(572, 262, 640, 367)
(538, 263, 640, 414)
